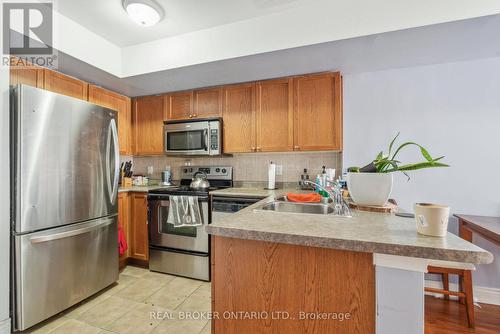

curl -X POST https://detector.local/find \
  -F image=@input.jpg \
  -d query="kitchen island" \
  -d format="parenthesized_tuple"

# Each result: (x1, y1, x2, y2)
(206, 188, 493, 334)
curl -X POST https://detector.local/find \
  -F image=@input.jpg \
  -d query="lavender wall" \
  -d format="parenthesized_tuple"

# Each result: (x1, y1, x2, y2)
(343, 57, 500, 290)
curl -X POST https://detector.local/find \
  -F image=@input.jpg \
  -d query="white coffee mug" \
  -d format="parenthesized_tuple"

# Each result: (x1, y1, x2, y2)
(414, 203, 450, 237)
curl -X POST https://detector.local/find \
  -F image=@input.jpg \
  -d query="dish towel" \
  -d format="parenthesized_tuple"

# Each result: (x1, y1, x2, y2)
(167, 196, 203, 227)
(286, 193, 322, 203)
(118, 223, 128, 256)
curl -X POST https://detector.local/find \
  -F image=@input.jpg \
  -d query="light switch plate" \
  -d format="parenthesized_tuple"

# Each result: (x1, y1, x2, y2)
(147, 165, 154, 175)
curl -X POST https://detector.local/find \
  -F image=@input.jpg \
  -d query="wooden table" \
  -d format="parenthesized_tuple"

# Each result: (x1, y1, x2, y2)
(455, 214, 500, 246)
(454, 214, 499, 327)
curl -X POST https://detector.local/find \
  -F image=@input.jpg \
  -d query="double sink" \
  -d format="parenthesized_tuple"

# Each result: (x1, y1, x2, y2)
(254, 195, 351, 217)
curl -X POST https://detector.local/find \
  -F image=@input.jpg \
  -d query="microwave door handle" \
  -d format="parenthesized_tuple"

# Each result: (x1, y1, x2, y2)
(203, 129, 208, 152)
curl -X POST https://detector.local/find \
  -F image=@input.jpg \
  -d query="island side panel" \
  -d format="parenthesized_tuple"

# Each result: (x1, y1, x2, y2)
(211, 236, 375, 334)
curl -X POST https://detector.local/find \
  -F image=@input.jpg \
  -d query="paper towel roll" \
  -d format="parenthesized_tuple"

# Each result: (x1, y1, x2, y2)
(268, 162, 276, 189)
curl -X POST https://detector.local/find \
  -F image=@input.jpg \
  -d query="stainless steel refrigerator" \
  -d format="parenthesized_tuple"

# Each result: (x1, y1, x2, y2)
(10, 85, 120, 331)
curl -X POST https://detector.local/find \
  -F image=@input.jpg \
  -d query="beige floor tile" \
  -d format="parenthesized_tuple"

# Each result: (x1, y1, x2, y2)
(97, 330, 116, 334)
(63, 290, 112, 319)
(104, 302, 168, 334)
(121, 265, 149, 278)
(146, 277, 202, 310)
(150, 314, 208, 334)
(200, 321, 211, 334)
(177, 286, 211, 312)
(77, 296, 139, 328)
(48, 319, 101, 334)
(141, 271, 176, 285)
(22, 315, 69, 334)
(116, 278, 165, 302)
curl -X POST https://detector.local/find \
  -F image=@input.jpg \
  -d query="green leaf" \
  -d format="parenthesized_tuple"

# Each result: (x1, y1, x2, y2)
(394, 162, 449, 171)
(420, 146, 433, 162)
(376, 151, 383, 161)
(387, 132, 400, 156)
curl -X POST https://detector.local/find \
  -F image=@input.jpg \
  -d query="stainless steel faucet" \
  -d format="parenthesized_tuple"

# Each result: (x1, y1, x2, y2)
(303, 180, 352, 217)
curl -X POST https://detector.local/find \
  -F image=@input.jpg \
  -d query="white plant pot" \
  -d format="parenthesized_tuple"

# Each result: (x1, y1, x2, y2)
(347, 172, 393, 206)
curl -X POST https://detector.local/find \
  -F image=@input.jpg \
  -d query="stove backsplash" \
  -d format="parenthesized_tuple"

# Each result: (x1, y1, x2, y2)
(127, 151, 342, 183)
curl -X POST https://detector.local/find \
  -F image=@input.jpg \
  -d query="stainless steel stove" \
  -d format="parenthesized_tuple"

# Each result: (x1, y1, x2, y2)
(147, 166, 232, 281)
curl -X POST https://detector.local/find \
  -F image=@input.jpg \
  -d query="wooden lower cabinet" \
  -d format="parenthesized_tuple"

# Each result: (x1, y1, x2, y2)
(211, 236, 375, 334)
(118, 192, 130, 268)
(130, 193, 149, 263)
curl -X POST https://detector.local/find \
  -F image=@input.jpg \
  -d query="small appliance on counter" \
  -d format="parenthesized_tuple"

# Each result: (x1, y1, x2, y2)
(160, 167, 173, 186)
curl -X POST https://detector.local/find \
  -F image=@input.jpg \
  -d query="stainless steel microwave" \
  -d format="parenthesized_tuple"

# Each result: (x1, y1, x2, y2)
(164, 118, 222, 156)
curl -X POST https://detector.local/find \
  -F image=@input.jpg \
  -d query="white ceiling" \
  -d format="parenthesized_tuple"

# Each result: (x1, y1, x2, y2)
(55, 0, 305, 47)
(57, 14, 500, 97)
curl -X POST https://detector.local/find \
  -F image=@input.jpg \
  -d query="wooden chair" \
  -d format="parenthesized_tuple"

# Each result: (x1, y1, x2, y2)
(425, 261, 476, 328)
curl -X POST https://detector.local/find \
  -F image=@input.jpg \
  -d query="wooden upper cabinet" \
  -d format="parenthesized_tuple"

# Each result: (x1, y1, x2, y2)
(43, 69, 89, 100)
(88, 85, 132, 155)
(130, 193, 148, 262)
(165, 91, 193, 120)
(133, 95, 165, 155)
(256, 78, 293, 152)
(194, 87, 222, 119)
(293, 72, 342, 151)
(222, 83, 256, 153)
(9, 58, 44, 88)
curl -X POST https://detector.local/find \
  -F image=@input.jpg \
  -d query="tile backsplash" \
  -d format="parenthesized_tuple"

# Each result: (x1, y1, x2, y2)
(126, 151, 342, 183)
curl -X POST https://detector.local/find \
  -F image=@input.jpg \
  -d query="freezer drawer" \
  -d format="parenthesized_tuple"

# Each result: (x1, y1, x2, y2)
(14, 216, 119, 331)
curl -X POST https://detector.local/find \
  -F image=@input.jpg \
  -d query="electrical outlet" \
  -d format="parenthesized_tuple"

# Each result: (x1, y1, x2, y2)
(276, 164, 283, 175)
(147, 165, 154, 175)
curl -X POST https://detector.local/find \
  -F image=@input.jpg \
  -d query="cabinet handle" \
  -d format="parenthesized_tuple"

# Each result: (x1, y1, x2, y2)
(251, 147, 256, 151)
(256, 147, 262, 151)
(193, 114, 198, 117)
(294, 145, 300, 150)
(189, 114, 193, 118)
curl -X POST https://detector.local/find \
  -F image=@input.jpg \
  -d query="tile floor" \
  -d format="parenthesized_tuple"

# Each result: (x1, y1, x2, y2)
(22, 266, 211, 334)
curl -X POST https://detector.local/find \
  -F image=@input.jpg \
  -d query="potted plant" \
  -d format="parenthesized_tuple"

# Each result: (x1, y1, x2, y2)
(347, 133, 449, 206)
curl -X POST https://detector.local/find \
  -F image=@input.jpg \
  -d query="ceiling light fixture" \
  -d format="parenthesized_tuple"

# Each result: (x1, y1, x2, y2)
(123, 0, 164, 27)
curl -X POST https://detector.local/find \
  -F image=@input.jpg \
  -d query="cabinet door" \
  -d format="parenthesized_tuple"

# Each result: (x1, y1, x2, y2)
(293, 72, 342, 151)
(256, 78, 293, 152)
(43, 69, 89, 100)
(194, 87, 222, 119)
(131, 193, 148, 262)
(165, 91, 193, 120)
(222, 83, 256, 153)
(88, 85, 132, 155)
(10, 59, 44, 88)
(118, 192, 130, 264)
(133, 95, 165, 155)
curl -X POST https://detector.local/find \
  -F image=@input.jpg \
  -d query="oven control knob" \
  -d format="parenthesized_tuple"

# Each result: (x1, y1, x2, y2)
(189, 168, 193, 173)
(215, 168, 220, 173)
(183, 168, 188, 173)
(221, 168, 227, 174)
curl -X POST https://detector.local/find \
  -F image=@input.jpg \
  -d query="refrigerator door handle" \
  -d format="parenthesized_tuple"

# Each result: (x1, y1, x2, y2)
(106, 119, 120, 205)
(110, 118, 120, 204)
(29, 219, 115, 244)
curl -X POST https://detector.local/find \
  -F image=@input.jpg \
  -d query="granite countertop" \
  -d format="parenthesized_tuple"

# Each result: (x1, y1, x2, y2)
(206, 189, 494, 264)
